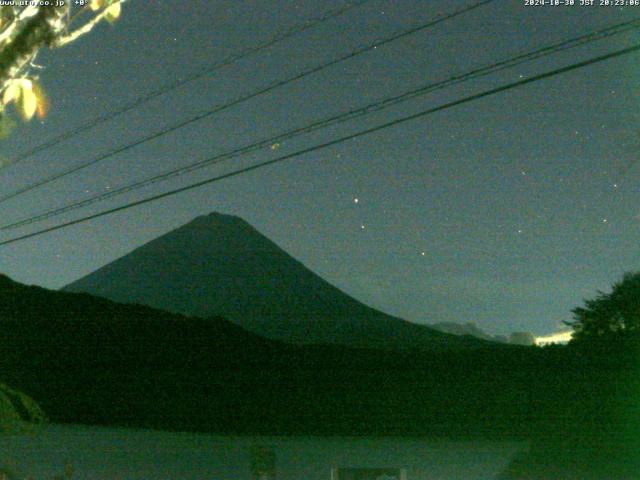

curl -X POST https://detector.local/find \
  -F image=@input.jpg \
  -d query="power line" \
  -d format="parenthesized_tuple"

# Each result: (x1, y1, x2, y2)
(0, 0, 495, 205)
(1, 41, 638, 247)
(3, 16, 639, 231)
(1, 0, 374, 169)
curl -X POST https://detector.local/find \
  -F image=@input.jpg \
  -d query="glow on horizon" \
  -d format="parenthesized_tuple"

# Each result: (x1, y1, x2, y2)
(535, 330, 573, 346)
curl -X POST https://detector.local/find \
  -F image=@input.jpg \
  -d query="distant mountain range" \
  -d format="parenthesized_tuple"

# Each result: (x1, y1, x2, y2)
(64, 212, 490, 351)
(428, 322, 538, 346)
(430, 322, 507, 343)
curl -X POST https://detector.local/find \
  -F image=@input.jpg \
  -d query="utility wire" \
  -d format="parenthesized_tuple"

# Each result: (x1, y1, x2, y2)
(1, 0, 374, 169)
(3, 16, 639, 231)
(0, 0, 496, 205)
(1, 42, 638, 247)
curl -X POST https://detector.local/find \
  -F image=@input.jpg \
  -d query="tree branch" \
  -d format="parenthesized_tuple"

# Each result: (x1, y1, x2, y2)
(53, 1, 124, 48)
(0, 6, 69, 90)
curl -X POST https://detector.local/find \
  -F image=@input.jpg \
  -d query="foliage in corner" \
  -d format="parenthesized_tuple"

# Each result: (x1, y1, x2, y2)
(0, 1, 125, 136)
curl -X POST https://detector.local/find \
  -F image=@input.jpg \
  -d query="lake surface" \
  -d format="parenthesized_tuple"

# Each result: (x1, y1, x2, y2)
(0, 424, 526, 479)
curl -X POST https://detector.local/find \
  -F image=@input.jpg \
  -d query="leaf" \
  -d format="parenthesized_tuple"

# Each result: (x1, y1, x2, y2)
(16, 80, 37, 121)
(1, 79, 47, 122)
(2, 81, 21, 106)
(31, 80, 49, 120)
(90, 0, 104, 11)
(104, 2, 121, 23)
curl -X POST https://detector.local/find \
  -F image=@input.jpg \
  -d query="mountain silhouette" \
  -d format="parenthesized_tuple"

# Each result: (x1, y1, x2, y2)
(64, 212, 486, 350)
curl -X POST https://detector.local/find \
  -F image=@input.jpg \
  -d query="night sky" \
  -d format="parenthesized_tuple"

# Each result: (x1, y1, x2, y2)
(0, 0, 638, 337)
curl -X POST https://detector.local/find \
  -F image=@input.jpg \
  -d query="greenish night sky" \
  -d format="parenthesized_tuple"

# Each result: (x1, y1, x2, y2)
(0, 0, 637, 336)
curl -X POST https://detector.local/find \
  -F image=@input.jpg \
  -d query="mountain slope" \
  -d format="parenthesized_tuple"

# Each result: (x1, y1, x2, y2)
(64, 212, 486, 351)
(0, 273, 544, 437)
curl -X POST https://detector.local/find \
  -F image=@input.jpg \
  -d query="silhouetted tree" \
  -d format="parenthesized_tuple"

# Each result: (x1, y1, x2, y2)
(567, 271, 640, 343)
(500, 272, 640, 479)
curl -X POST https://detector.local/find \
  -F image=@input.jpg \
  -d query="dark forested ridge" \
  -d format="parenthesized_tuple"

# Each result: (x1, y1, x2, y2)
(63, 212, 488, 351)
(0, 273, 506, 435)
(1, 272, 636, 453)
